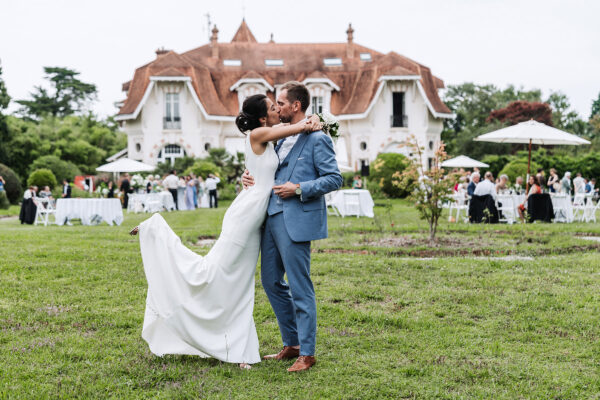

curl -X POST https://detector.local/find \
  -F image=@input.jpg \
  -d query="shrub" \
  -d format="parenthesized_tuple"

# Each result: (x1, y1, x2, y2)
(0, 163, 22, 204)
(185, 160, 223, 186)
(27, 168, 57, 189)
(499, 160, 541, 183)
(0, 191, 9, 209)
(370, 153, 411, 198)
(218, 183, 239, 201)
(30, 155, 81, 184)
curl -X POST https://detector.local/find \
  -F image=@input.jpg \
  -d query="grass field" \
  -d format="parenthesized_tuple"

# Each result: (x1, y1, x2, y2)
(1, 200, 600, 399)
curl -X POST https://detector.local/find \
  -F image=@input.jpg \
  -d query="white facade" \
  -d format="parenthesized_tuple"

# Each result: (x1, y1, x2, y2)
(120, 77, 444, 171)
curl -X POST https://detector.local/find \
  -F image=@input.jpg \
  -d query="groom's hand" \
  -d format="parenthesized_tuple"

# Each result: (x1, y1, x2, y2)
(273, 182, 298, 199)
(242, 169, 255, 189)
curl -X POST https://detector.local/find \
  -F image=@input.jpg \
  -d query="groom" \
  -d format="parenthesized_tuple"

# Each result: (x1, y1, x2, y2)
(243, 81, 342, 371)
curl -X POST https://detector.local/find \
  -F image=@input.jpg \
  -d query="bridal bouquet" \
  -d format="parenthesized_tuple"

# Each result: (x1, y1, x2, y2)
(317, 111, 340, 143)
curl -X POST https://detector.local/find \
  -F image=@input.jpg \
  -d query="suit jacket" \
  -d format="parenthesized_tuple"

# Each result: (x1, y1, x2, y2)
(267, 131, 342, 242)
(120, 179, 131, 193)
(63, 184, 72, 198)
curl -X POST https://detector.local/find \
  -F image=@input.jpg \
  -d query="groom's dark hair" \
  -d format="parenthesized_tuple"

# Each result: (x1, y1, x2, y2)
(281, 81, 310, 112)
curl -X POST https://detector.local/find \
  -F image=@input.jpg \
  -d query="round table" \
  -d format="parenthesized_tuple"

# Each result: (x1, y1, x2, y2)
(55, 198, 123, 226)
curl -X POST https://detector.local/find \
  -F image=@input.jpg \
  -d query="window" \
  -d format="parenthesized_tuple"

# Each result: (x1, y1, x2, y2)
(360, 53, 372, 61)
(323, 58, 342, 66)
(157, 144, 185, 165)
(360, 141, 367, 151)
(135, 143, 141, 152)
(391, 92, 407, 127)
(428, 157, 435, 170)
(204, 143, 211, 151)
(164, 93, 181, 129)
(428, 140, 434, 151)
(265, 59, 284, 66)
(223, 59, 242, 66)
(311, 96, 323, 114)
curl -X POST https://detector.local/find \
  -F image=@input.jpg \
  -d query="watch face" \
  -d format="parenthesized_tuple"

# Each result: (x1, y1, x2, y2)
(295, 188, 301, 195)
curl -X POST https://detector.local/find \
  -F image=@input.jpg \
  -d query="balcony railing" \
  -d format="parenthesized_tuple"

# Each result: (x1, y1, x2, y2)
(163, 116, 181, 130)
(390, 114, 408, 128)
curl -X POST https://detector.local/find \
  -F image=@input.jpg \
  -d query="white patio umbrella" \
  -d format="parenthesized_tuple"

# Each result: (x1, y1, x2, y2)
(441, 155, 489, 169)
(96, 158, 155, 173)
(474, 120, 590, 190)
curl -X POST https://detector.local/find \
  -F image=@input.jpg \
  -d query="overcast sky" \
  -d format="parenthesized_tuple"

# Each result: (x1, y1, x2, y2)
(1, 0, 598, 119)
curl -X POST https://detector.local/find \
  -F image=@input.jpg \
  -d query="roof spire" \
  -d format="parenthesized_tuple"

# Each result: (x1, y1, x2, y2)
(231, 19, 257, 43)
(211, 25, 219, 58)
(346, 23, 355, 58)
(269, 33, 275, 43)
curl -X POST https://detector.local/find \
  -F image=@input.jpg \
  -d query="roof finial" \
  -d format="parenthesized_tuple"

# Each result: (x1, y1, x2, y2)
(269, 33, 275, 43)
(346, 23, 354, 43)
(211, 25, 219, 58)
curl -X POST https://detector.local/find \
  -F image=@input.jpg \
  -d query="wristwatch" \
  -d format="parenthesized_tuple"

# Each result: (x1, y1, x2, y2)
(295, 184, 302, 196)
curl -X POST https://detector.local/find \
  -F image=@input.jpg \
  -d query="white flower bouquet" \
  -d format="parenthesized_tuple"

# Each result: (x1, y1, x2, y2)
(317, 111, 340, 143)
(131, 174, 144, 189)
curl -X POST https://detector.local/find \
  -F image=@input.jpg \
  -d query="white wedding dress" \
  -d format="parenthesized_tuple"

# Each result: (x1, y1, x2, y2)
(138, 133, 278, 364)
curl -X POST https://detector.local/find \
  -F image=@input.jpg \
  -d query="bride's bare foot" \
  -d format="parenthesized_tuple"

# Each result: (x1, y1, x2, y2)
(129, 226, 139, 236)
(239, 363, 252, 370)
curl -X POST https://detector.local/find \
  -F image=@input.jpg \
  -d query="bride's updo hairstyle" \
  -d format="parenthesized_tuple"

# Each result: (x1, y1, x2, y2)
(235, 94, 268, 134)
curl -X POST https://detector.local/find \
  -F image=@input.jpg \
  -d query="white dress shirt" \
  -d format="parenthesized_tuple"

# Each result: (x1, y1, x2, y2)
(205, 177, 221, 191)
(163, 174, 179, 190)
(473, 179, 497, 200)
(277, 134, 300, 163)
(573, 176, 585, 193)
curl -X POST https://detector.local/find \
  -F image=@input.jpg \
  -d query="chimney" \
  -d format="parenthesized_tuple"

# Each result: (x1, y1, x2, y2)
(346, 23, 354, 59)
(155, 47, 169, 58)
(211, 25, 219, 58)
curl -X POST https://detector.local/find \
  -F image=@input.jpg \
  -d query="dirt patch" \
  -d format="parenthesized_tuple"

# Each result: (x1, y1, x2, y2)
(38, 305, 71, 316)
(195, 235, 217, 247)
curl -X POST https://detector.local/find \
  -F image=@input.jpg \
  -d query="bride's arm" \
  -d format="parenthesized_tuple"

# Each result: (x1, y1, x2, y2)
(250, 115, 321, 145)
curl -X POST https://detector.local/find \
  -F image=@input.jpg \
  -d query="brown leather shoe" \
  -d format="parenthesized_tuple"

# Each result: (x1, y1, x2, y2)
(287, 356, 316, 372)
(262, 346, 300, 360)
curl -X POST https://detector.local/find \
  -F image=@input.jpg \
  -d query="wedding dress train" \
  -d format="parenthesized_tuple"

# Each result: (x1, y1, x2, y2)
(138, 134, 278, 364)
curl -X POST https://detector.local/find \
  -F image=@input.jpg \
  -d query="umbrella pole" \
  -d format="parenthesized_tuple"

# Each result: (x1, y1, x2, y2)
(526, 138, 532, 193)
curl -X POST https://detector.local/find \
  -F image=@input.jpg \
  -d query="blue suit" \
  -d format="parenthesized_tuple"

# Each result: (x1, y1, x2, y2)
(261, 131, 342, 356)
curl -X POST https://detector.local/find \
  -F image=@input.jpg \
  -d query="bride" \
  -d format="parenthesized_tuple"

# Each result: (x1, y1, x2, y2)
(130, 94, 322, 368)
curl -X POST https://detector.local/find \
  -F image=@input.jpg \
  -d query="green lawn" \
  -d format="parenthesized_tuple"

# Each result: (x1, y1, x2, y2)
(1, 200, 600, 398)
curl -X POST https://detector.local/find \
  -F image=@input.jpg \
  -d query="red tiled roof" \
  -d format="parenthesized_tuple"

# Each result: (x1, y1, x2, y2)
(118, 21, 451, 118)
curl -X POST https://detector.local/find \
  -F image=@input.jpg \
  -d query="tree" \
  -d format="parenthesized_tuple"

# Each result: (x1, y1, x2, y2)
(487, 101, 553, 126)
(591, 92, 600, 119)
(30, 155, 81, 183)
(0, 163, 21, 204)
(0, 61, 11, 164)
(369, 152, 412, 198)
(27, 168, 57, 189)
(16, 67, 97, 119)
(395, 136, 457, 241)
(545, 91, 585, 135)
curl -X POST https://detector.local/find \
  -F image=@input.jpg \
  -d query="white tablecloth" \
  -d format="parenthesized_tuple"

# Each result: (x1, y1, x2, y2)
(551, 194, 574, 223)
(128, 192, 175, 213)
(329, 189, 375, 217)
(55, 199, 124, 226)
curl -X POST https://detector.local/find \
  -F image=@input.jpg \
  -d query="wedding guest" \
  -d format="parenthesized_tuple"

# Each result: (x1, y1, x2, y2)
(467, 172, 480, 196)
(547, 168, 559, 193)
(536, 168, 546, 191)
(0, 175, 5, 192)
(206, 173, 221, 208)
(120, 173, 131, 210)
(573, 172, 585, 193)
(352, 175, 362, 189)
(518, 175, 542, 222)
(23, 185, 36, 200)
(163, 170, 179, 210)
(474, 171, 497, 200)
(62, 179, 72, 198)
(514, 176, 524, 194)
(198, 177, 209, 208)
(496, 174, 510, 194)
(190, 173, 199, 208)
(561, 172, 572, 194)
(107, 181, 115, 198)
(184, 176, 195, 210)
(20, 186, 38, 225)
(586, 178, 597, 194)
(146, 175, 154, 194)
(38, 186, 52, 198)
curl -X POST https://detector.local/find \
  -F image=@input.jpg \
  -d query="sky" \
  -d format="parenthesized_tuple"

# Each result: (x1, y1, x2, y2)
(1, 0, 599, 119)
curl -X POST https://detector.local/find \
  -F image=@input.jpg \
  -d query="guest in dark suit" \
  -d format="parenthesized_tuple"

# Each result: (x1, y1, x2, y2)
(467, 172, 480, 196)
(62, 179, 72, 198)
(107, 181, 115, 198)
(120, 173, 131, 209)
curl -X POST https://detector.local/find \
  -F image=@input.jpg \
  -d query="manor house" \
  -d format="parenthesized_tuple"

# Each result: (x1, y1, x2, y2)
(115, 20, 453, 171)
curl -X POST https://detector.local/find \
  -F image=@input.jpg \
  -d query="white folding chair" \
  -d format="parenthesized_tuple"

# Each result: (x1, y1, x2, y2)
(552, 194, 568, 223)
(342, 191, 361, 218)
(450, 192, 470, 223)
(573, 193, 586, 222)
(34, 198, 56, 226)
(584, 195, 598, 223)
(325, 191, 340, 217)
(496, 195, 515, 224)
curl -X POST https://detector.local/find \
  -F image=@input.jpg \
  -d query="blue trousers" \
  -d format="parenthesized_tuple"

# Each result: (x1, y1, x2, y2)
(261, 212, 315, 356)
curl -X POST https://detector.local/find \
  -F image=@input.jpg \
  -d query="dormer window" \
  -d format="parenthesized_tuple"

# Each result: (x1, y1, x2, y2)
(311, 96, 323, 114)
(265, 59, 284, 66)
(164, 93, 181, 129)
(360, 53, 372, 61)
(323, 58, 342, 66)
(223, 59, 242, 67)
